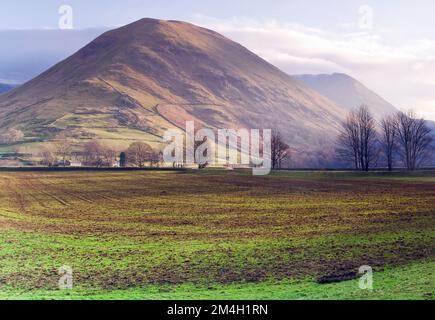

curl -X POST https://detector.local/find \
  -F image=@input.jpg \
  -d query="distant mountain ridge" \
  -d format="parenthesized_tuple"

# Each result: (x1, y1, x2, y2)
(0, 83, 17, 94)
(0, 28, 108, 84)
(295, 73, 398, 119)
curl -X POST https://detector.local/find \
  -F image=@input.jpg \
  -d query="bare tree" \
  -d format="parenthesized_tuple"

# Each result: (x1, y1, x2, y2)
(83, 140, 105, 167)
(55, 132, 73, 166)
(40, 145, 57, 167)
(126, 142, 154, 168)
(271, 130, 290, 169)
(380, 115, 397, 171)
(394, 110, 433, 170)
(336, 105, 378, 171)
(359, 106, 378, 171)
(337, 111, 360, 170)
(82, 141, 118, 167)
(101, 145, 117, 167)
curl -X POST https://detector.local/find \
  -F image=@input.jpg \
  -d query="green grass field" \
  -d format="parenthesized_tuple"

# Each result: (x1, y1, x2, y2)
(0, 170, 433, 300)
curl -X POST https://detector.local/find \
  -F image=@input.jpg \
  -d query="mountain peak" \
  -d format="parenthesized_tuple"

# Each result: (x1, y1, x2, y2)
(108, 18, 222, 43)
(120, 18, 197, 35)
(128, 17, 191, 27)
(295, 73, 397, 119)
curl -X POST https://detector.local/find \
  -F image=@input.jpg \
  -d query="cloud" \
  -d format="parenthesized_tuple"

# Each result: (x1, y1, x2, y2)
(194, 15, 435, 120)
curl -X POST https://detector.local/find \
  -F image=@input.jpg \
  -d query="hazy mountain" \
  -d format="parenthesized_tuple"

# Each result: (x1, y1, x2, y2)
(0, 18, 348, 166)
(0, 28, 108, 84)
(0, 83, 17, 94)
(295, 73, 398, 119)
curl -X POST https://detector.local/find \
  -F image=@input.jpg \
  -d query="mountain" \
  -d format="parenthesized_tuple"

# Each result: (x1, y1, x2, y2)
(0, 18, 348, 166)
(0, 83, 17, 94)
(295, 73, 398, 119)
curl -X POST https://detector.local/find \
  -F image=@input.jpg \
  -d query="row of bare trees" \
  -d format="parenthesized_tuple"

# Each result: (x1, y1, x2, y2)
(82, 140, 118, 167)
(125, 141, 160, 168)
(338, 105, 433, 171)
(171, 130, 292, 170)
(40, 134, 161, 168)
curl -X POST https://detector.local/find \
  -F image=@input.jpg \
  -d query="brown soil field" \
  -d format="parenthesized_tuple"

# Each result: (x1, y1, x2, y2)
(0, 170, 433, 294)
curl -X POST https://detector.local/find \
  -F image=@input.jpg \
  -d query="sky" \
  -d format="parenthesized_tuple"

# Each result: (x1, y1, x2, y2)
(1, 0, 434, 120)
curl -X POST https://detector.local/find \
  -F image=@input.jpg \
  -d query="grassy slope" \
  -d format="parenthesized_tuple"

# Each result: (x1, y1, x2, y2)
(0, 170, 433, 300)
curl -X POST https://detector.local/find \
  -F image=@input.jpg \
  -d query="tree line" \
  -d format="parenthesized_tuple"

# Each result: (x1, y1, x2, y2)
(3, 107, 432, 171)
(337, 106, 433, 171)
(40, 135, 161, 168)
